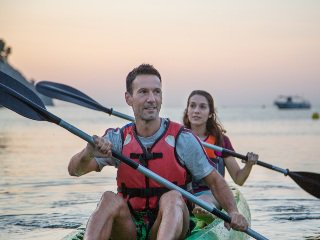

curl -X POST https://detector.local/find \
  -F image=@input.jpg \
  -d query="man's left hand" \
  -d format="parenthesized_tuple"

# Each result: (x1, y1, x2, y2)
(224, 211, 248, 231)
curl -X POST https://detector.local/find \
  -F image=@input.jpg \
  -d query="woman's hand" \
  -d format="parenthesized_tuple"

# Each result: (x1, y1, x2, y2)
(242, 152, 258, 165)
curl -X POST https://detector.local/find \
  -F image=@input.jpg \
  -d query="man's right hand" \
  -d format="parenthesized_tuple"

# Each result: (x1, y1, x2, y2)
(86, 135, 113, 158)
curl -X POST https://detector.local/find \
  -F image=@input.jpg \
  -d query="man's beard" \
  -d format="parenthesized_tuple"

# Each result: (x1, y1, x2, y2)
(141, 112, 157, 122)
(140, 106, 160, 122)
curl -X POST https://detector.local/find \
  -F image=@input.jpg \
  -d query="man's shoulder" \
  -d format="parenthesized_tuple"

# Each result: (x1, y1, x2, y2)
(104, 127, 121, 136)
(103, 125, 130, 145)
(104, 122, 134, 135)
(164, 119, 192, 139)
(177, 129, 201, 147)
(120, 122, 135, 134)
(164, 118, 187, 130)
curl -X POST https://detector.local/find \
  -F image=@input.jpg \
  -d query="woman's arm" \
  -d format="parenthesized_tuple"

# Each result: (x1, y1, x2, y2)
(224, 152, 258, 186)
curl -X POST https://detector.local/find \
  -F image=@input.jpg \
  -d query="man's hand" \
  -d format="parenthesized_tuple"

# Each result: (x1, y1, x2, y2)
(86, 135, 113, 158)
(224, 211, 248, 231)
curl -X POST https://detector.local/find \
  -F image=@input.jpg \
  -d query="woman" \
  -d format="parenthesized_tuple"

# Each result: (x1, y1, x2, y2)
(183, 90, 258, 223)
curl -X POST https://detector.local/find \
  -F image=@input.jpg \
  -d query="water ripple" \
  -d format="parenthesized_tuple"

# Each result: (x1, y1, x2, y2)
(0, 213, 83, 230)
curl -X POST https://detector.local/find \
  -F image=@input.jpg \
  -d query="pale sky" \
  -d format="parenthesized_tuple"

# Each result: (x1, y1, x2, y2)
(1, 0, 320, 107)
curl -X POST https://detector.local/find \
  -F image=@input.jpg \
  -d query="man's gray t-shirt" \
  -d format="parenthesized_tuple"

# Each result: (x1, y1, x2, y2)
(95, 118, 215, 181)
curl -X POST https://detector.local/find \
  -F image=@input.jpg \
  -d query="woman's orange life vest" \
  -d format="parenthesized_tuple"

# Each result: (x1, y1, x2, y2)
(117, 120, 192, 211)
(203, 135, 225, 177)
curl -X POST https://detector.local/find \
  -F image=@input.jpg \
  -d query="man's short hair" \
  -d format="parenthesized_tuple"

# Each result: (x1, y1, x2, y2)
(126, 64, 161, 94)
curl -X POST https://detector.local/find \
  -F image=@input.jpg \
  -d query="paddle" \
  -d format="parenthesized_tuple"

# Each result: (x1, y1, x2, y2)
(35, 81, 133, 121)
(36, 80, 320, 199)
(0, 72, 268, 240)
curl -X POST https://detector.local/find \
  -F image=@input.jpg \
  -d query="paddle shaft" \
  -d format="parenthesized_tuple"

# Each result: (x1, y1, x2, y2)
(201, 142, 289, 175)
(1, 82, 268, 240)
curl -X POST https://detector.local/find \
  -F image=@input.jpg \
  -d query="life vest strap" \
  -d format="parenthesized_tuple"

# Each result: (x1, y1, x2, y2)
(118, 183, 189, 198)
(130, 152, 163, 161)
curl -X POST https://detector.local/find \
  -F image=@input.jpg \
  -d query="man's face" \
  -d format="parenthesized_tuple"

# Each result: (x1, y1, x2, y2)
(125, 74, 162, 122)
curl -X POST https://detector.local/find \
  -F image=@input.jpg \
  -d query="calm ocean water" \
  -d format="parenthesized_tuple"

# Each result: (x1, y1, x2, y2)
(1, 104, 320, 240)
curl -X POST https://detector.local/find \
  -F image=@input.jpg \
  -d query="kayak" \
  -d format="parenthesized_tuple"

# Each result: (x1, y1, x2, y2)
(61, 186, 250, 240)
(186, 186, 250, 240)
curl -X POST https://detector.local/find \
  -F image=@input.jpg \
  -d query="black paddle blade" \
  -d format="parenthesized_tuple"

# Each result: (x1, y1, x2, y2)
(36, 81, 104, 111)
(0, 71, 47, 121)
(288, 171, 320, 199)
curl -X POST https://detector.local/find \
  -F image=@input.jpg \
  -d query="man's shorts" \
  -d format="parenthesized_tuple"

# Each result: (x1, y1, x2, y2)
(132, 210, 155, 240)
(132, 210, 197, 240)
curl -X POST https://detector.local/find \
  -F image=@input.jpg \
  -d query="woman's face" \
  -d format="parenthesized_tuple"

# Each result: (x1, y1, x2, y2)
(187, 94, 211, 128)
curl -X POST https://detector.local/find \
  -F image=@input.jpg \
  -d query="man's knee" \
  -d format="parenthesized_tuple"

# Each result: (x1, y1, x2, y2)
(159, 190, 185, 207)
(98, 191, 127, 212)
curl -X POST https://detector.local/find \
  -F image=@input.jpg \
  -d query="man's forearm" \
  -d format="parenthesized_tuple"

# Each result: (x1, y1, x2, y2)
(68, 147, 94, 176)
(205, 171, 238, 213)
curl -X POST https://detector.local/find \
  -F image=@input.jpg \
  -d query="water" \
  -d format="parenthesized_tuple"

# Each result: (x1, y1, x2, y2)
(1, 104, 320, 240)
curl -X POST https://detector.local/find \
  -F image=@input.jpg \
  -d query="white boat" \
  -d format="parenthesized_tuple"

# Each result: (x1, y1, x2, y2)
(274, 95, 311, 109)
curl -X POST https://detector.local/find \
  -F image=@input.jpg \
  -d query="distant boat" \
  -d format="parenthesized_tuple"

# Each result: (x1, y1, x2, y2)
(274, 95, 311, 109)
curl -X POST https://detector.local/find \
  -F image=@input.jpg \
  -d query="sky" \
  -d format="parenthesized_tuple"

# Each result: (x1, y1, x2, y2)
(1, 0, 320, 107)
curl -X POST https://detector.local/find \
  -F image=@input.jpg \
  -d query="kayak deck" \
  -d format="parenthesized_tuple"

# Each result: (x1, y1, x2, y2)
(62, 226, 85, 240)
(62, 186, 250, 240)
(186, 186, 250, 240)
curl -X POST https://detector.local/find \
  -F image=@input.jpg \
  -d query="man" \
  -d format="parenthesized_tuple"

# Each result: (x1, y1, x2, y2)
(68, 64, 248, 240)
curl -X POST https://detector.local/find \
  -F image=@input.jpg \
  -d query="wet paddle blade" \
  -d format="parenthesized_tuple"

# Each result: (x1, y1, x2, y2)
(0, 71, 47, 121)
(288, 171, 320, 199)
(36, 81, 104, 111)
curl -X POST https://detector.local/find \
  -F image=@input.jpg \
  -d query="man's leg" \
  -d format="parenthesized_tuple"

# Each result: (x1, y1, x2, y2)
(84, 191, 136, 240)
(150, 190, 190, 240)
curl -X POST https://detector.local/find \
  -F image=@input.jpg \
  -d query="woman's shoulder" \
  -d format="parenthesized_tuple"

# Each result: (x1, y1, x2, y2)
(222, 134, 231, 141)
(222, 134, 234, 150)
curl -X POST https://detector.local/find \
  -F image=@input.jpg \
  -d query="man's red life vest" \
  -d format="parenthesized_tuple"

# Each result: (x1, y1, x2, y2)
(117, 120, 192, 211)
